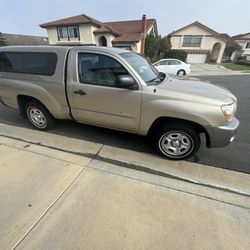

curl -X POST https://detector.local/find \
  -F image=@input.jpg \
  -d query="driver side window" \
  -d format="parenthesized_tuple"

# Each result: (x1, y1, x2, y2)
(78, 53, 129, 87)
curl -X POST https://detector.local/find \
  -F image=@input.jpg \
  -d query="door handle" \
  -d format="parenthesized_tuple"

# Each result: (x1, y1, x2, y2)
(74, 90, 86, 95)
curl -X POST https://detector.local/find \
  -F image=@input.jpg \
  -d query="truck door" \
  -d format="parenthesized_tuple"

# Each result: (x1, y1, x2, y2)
(68, 51, 141, 133)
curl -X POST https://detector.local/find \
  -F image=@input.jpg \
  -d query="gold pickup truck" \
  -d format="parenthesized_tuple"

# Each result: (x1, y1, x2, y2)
(0, 46, 239, 160)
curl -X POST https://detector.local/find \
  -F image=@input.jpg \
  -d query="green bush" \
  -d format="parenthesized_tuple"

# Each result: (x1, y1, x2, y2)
(0, 33, 7, 46)
(163, 50, 187, 62)
(237, 60, 250, 66)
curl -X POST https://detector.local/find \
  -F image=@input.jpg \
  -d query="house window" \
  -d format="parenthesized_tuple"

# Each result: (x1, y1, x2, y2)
(57, 26, 79, 40)
(182, 35, 202, 47)
(246, 42, 250, 49)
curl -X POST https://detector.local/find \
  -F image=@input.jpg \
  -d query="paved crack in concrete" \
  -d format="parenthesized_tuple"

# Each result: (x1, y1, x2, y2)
(11, 161, 90, 250)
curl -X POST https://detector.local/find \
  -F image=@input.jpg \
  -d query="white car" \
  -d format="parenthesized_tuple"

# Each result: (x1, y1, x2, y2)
(153, 59, 191, 76)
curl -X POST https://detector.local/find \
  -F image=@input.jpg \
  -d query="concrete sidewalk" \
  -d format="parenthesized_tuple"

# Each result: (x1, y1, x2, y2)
(190, 64, 249, 76)
(0, 133, 250, 249)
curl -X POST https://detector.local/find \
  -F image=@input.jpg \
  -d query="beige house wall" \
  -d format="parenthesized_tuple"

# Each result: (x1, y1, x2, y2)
(112, 41, 141, 53)
(170, 25, 226, 63)
(46, 24, 97, 45)
(235, 39, 250, 56)
(94, 33, 115, 47)
(47, 28, 59, 45)
(78, 24, 96, 44)
(171, 26, 226, 51)
(45, 24, 144, 53)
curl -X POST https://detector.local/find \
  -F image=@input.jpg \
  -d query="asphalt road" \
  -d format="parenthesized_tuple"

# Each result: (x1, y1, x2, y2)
(0, 75, 249, 173)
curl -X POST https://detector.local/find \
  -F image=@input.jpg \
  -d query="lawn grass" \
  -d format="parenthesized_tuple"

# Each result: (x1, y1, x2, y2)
(224, 63, 250, 71)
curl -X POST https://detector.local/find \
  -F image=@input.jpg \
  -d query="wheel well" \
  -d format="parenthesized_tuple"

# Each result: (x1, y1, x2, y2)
(148, 117, 210, 145)
(17, 95, 46, 118)
(177, 69, 186, 74)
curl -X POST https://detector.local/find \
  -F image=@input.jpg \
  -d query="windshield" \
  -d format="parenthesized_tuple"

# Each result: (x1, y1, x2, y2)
(120, 52, 164, 84)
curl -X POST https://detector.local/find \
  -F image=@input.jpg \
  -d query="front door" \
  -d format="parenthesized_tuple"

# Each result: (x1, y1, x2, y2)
(69, 52, 141, 133)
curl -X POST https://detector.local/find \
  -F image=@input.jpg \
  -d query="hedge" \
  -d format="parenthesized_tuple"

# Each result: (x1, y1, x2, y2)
(163, 50, 188, 62)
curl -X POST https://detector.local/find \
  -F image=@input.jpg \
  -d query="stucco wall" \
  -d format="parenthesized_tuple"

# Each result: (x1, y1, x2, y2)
(171, 25, 226, 51)
(44, 24, 140, 53)
(170, 24, 227, 63)
(47, 28, 59, 45)
(233, 40, 250, 56)
(78, 24, 96, 44)
(45, 24, 97, 45)
(133, 41, 141, 53)
(113, 41, 141, 53)
(94, 33, 115, 47)
(171, 35, 226, 55)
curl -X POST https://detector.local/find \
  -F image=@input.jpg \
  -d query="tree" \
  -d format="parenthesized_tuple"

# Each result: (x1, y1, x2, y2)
(158, 35, 171, 58)
(0, 33, 7, 46)
(145, 32, 171, 62)
(224, 42, 242, 62)
(145, 32, 159, 62)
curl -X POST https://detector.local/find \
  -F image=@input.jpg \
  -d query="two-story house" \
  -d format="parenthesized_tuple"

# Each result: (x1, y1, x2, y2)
(232, 33, 250, 61)
(40, 14, 157, 54)
(168, 21, 229, 64)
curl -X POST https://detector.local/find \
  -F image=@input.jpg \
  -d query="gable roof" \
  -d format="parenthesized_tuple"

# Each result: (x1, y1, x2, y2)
(94, 19, 156, 43)
(232, 32, 250, 41)
(169, 21, 230, 42)
(93, 25, 121, 36)
(220, 33, 236, 44)
(112, 34, 143, 44)
(40, 14, 103, 28)
(103, 19, 156, 35)
(0, 33, 48, 46)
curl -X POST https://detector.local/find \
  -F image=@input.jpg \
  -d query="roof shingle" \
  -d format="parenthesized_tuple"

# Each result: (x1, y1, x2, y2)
(232, 33, 250, 41)
(112, 34, 143, 43)
(1, 33, 48, 46)
(40, 14, 103, 28)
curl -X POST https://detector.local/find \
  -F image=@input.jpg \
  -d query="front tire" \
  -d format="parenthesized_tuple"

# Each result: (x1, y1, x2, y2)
(25, 101, 55, 131)
(152, 123, 200, 160)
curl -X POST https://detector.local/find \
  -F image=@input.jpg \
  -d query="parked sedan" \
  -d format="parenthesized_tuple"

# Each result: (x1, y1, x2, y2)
(153, 59, 191, 76)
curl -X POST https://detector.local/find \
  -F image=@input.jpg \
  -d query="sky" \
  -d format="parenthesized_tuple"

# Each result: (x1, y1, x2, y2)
(0, 0, 249, 37)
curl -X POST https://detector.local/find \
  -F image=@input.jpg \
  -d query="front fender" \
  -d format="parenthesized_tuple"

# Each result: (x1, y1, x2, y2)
(138, 99, 223, 135)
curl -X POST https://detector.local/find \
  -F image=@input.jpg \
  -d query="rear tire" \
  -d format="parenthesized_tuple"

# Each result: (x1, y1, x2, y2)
(177, 70, 186, 76)
(151, 123, 200, 160)
(25, 101, 55, 131)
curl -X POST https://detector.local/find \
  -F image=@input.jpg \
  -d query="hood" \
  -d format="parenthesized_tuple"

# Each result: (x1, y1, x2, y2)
(157, 76, 236, 104)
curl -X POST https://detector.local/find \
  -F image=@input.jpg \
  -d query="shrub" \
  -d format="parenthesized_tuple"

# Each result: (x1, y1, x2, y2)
(237, 60, 250, 66)
(163, 50, 187, 62)
(0, 33, 7, 46)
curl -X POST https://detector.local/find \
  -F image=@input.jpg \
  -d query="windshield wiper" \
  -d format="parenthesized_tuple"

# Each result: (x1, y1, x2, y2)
(146, 77, 161, 84)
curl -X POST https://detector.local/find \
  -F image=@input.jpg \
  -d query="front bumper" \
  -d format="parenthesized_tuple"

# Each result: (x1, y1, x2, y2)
(204, 118, 240, 148)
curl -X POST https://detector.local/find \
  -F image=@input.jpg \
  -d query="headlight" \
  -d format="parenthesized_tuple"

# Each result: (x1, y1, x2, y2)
(221, 103, 234, 121)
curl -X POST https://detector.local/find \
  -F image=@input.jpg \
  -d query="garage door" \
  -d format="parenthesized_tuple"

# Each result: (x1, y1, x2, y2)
(187, 53, 207, 64)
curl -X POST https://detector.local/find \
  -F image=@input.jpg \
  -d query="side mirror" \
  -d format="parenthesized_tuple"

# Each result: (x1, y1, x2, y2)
(158, 72, 166, 81)
(117, 75, 138, 90)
